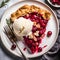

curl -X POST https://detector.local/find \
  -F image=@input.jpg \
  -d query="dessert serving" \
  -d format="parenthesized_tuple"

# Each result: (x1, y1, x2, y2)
(0, 0, 59, 58)
(8, 5, 52, 54)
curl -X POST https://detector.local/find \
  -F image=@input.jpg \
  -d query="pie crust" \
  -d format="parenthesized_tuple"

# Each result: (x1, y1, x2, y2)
(10, 5, 51, 22)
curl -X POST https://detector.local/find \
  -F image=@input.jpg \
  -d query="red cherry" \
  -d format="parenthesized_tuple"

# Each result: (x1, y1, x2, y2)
(57, 2, 60, 5)
(28, 44, 32, 48)
(32, 43, 36, 47)
(43, 20, 48, 24)
(41, 23, 46, 28)
(38, 47, 42, 52)
(11, 44, 16, 50)
(23, 14, 29, 19)
(29, 40, 33, 44)
(39, 28, 46, 35)
(26, 40, 29, 44)
(39, 20, 43, 25)
(35, 46, 38, 52)
(30, 15, 35, 21)
(23, 47, 26, 51)
(35, 19, 39, 23)
(32, 26, 37, 32)
(30, 12, 38, 15)
(51, 0, 59, 4)
(37, 38, 42, 44)
(47, 31, 52, 37)
(31, 47, 36, 53)
(35, 42, 39, 46)
(43, 45, 47, 48)
(31, 50, 35, 53)
(39, 30, 43, 35)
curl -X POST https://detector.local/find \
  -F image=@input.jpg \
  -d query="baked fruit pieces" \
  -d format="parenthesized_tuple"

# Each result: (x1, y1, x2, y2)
(10, 5, 51, 53)
(11, 5, 51, 22)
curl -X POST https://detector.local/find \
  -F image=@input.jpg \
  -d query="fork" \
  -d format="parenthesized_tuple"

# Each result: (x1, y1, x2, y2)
(4, 27, 29, 60)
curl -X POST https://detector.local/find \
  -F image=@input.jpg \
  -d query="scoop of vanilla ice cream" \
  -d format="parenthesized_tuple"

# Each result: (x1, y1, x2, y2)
(13, 17, 33, 37)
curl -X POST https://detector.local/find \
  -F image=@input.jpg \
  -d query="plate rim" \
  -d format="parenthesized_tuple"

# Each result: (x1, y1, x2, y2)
(0, 0, 59, 58)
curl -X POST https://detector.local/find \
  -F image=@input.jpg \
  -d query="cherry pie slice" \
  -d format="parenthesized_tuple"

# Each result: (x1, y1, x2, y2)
(10, 5, 51, 53)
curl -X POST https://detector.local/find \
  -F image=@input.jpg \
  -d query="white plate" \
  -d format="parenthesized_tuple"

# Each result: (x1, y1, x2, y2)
(0, 0, 59, 58)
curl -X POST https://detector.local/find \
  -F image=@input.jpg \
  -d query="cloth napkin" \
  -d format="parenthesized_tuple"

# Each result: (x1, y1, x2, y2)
(0, 0, 60, 60)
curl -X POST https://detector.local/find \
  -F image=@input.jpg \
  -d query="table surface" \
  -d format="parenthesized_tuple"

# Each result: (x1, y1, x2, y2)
(0, 0, 60, 60)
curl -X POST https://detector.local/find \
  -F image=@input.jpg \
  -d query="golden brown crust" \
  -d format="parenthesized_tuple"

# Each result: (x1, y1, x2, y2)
(30, 5, 40, 12)
(11, 12, 17, 21)
(10, 5, 51, 22)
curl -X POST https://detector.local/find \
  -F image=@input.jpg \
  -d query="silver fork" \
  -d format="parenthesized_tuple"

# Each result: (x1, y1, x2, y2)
(4, 27, 29, 60)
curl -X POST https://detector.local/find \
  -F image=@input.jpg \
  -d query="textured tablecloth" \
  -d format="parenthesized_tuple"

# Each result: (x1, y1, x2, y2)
(0, 0, 60, 60)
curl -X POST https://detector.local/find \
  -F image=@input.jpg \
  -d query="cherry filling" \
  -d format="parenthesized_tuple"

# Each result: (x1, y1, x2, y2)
(23, 12, 48, 53)
(11, 44, 16, 50)
(47, 31, 52, 37)
(50, 0, 60, 5)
